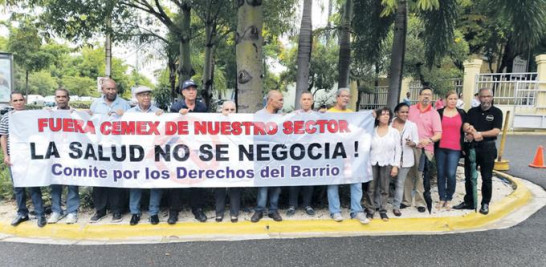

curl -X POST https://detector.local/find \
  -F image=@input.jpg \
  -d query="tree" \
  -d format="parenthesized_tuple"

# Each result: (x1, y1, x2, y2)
(235, 0, 264, 112)
(294, 0, 313, 110)
(337, 0, 353, 89)
(7, 20, 54, 98)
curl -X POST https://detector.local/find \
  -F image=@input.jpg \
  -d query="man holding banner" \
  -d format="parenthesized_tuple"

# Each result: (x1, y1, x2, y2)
(89, 78, 131, 223)
(127, 86, 164, 225)
(326, 88, 369, 224)
(1, 92, 46, 227)
(251, 90, 284, 223)
(47, 88, 80, 224)
(168, 79, 208, 224)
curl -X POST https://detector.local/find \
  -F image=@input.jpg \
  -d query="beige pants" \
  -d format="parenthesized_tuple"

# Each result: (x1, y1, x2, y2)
(402, 148, 433, 207)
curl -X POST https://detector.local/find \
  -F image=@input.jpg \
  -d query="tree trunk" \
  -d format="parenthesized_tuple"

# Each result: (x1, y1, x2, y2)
(105, 12, 112, 78)
(325, 0, 333, 41)
(25, 70, 29, 102)
(295, 0, 313, 110)
(337, 0, 352, 89)
(202, 22, 216, 109)
(168, 58, 177, 102)
(178, 4, 194, 93)
(235, 0, 264, 112)
(386, 0, 407, 109)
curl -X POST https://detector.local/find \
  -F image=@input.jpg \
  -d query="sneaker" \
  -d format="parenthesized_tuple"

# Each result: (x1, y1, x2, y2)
(130, 214, 140, 226)
(167, 211, 178, 225)
(112, 212, 123, 223)
(230, 216, 238, 223)
(286, 207, 296, 217)
(304, 206, 315, 216)
(90, 212, 106, 223)
(65, 213, 78, 224)
(332, 213, 343, 222)
(47, 212, 62, 224)
(393, 209, 402, 217)
(354, 212, 370, 225)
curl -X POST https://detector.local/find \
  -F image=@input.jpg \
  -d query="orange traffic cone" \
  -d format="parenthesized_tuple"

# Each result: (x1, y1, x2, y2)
(529, 145, 546, 168)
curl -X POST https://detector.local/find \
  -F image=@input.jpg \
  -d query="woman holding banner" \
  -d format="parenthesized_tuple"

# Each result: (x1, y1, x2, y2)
(364, 107, 401, 222)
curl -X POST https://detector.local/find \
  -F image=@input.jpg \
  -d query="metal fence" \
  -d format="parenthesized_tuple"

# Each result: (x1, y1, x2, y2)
(408, 79, 462, 104)
(475, 73, 538, 105)
(358, 86, 388, 110)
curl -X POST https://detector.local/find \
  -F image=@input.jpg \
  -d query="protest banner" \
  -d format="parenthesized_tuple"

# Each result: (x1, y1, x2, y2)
(9, 110, 374, 188)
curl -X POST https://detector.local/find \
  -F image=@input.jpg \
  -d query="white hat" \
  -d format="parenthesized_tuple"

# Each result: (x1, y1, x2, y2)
(133, 86, 152, 95)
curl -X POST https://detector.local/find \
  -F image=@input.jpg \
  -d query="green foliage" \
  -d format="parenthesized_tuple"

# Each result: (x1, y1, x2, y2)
(62, 76, 97, 97)
(28, 71, 58, 96)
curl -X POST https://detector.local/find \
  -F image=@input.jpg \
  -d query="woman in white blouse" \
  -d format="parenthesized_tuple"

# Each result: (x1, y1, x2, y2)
(364, 107, 401, 221)
(390, 103, 419, 217)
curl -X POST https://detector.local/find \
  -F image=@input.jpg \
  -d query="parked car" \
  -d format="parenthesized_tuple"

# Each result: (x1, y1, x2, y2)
(0, 103, 12, 115)
(27, 95, 45, 106)
(44, 95, 56, 107)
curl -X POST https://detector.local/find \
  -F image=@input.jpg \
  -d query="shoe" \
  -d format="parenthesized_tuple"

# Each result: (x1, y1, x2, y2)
(130, 214, 140, 225)
(268, 211, 282, 222)
(286, 207, 296, 217)
(47, 212, 62, 224)
(435, 201, 445, 210)
(65, 213, 78, 224)
(251, 211, 263, 223)
(366, 212, 374, 220)
(393, 209, 402, 217)
(400, 203, 409, 209)
(304, 206, 315, 216)
(453, 202, 473, 210)
(479, 204, 489, 215)
(444, 201, 452, 211)
(11, 214, 29, 226)
(332, 213, 343, 222)
(417, 207, 426, 213)
(37, 216, 46, 227)
(150, 215, 159, 225)
(193, 209, 207, 222)
(354, 212, 370, 225)
(167, 211, 178, 225)
(230, 216, 238, 223)
(215, 214, 223, 222)
(380, 212, 389, 222)
(112, 212, 123, 223)
(90, 212, 106, 223)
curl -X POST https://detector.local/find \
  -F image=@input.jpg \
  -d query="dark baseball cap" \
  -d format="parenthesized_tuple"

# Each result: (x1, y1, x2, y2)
(182, 80, 197, 90)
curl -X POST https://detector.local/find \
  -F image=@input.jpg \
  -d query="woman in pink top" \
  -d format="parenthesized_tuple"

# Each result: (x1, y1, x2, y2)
(435, 91, 469, 210)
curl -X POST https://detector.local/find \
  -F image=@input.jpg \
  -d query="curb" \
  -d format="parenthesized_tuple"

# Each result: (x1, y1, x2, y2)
(0, 174, 534, 244)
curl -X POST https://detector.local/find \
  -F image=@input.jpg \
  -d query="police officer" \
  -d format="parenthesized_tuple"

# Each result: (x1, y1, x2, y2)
(454, 88, 502, 215)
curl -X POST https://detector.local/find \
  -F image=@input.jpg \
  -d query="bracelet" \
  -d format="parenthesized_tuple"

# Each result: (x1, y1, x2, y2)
(429, 138, 434, 143)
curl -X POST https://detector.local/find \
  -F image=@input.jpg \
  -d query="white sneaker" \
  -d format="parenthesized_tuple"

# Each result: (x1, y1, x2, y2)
(332, 213, 343, 222)
(65, 213, 78, 224)
(47, 212, 62, 224)
(355, 212, 370, 225)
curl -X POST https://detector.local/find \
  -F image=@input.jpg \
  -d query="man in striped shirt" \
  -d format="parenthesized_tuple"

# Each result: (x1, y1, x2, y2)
(0, 91, 46, 227)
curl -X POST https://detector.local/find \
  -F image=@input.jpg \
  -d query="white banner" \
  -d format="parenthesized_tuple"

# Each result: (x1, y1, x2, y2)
(9, 110, 374, 188)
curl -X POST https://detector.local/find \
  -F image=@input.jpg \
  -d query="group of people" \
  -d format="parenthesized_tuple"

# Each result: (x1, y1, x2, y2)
(366, 86, 502, 223)
(1, 78, 501, 228)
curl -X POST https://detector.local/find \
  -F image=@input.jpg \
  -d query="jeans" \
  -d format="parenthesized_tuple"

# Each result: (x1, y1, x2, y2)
(10, 168, 44, 217)
(327, 183, 363, 216)
(129, 189, 162, 215)
(215, 188, 241, 216)
(364, 165, 392, 213)
(464, 141, 497, 205)
(50, 185, 80, 215)
(435, 148, 461, 201)
(288, 186, 314, 208)
(255, 187, 281, 213)
(393, 167, 410, 209)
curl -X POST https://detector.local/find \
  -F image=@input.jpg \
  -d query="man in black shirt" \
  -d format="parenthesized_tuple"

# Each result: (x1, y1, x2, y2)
(454, 88, 502, 215)
(167, 80, 208, 224)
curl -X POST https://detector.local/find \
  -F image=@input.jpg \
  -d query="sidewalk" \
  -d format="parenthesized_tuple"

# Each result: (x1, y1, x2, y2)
(0, 167, 544, 245)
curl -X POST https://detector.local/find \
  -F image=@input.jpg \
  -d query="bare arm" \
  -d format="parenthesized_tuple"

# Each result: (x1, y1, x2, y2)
(1, 135, 10, 165)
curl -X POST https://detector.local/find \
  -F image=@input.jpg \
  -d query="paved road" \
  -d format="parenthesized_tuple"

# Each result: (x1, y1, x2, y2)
(498, 135, 546, 189)
(0, 135, 544, 266)
(1, 207, 545, 266)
